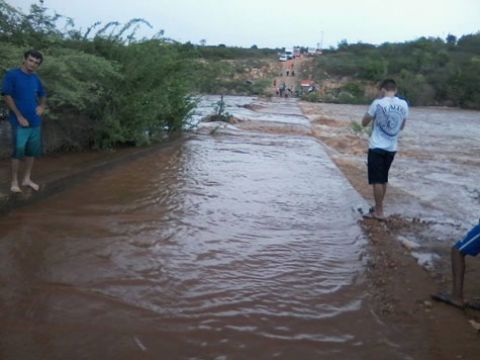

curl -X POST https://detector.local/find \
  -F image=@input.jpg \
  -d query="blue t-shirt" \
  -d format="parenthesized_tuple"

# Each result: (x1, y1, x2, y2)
(1, 68, 46, 127)
(454, 223, 480, 256)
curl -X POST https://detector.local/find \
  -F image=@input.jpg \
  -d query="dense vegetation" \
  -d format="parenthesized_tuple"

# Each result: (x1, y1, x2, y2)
(0, 0, 277, 151)
(304, 36, 480, 108)
(1, 0, 478, 155)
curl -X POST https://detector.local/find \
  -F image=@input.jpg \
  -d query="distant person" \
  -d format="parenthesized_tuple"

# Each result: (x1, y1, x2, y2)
(362, 79, 408, 220)
(432, 220, 480, 310)
(286, 70, 289, 76)
(291, 70, 295, 77)
(279, 82, 286, 97)
(1, 49, 47, 192)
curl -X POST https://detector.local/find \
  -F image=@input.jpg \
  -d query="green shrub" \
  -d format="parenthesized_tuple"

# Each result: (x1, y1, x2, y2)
(397, 70, 436, 106)
(308, 35, 480, 108)
(301, 92, 321, 102)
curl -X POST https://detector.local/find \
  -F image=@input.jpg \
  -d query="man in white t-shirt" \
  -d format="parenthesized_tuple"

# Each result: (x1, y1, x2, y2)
(361, 79, 408, 220)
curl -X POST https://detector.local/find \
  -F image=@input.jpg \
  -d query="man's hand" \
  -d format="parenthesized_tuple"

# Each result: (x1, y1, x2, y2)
(36, 105, 45, 116)
(362, 113, 373, 127)
(17, 114, 29, 127)
(4, 95, 31, 127)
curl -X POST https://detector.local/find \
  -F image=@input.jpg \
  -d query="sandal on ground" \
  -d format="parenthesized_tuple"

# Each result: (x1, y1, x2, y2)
(431, 292, 465, 309)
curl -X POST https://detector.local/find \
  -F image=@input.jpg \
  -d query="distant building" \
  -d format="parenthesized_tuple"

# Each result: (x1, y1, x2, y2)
(293, 46, 301, 57)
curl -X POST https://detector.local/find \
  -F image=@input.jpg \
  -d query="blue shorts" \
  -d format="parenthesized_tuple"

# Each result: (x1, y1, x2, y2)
(454, 224, 480, 256)
(11, 126, 43, 159)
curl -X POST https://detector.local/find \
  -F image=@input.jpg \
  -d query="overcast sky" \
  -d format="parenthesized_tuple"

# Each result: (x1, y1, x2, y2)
(11, 0, 480, 49)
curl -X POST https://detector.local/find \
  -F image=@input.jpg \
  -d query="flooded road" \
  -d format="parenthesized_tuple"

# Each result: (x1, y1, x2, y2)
(1, 97, 425, 359)
(301, 101, 480, 271)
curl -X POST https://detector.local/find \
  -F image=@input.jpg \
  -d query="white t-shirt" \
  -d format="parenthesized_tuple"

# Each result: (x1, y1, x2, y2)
(367, 96, 409, 152)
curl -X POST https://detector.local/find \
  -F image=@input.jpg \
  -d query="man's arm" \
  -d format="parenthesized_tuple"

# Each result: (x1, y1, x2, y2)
(400, 118, 407, 130)
(36, 96, 47, 116)
(362, 113, 373, 127)
(4, 95, 29, 127)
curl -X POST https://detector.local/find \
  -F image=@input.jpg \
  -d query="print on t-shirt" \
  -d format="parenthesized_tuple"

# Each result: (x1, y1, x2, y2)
(376, 104, 405, 138)
(367, 97, 408, 152)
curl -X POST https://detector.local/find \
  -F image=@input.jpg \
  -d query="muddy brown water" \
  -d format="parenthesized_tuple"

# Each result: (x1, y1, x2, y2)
(0, 96, 472, 359)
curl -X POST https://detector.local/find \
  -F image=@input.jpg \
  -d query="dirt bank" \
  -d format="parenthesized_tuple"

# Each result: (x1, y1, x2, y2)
(300, 101, 480, 358)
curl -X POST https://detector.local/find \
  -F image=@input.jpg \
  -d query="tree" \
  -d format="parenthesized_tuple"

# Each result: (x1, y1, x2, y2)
(446, 34, 457, 46)
(457, 33, 480, 54)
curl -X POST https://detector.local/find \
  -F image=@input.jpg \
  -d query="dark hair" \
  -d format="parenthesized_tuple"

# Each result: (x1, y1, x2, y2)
(379, 79, 397, 91)
(24, 49, 43, 64)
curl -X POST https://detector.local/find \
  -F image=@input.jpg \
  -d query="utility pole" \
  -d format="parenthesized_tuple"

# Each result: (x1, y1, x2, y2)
(318, 30, 324, 51)
(316, 30, 324, 54)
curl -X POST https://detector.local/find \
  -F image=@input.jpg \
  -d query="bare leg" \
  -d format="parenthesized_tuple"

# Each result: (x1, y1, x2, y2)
(431, 246, 467, 308)
(372, 183, 387, 217)
(21, 157, 39, 191)
(451, 247, 465, 304)
(10, 158, 22, 192)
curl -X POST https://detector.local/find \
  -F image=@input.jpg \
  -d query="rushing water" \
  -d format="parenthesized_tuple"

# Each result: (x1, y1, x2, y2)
(303, 102, 480, 270)
(1, 97, 425, 359)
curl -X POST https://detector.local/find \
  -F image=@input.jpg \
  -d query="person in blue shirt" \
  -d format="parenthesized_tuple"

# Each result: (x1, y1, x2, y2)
(432, 220, 480, 310)
(1, 49, 47, 192)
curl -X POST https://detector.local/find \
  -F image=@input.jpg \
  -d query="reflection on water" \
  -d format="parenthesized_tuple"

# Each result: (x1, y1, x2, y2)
(0, 97, 421, 359)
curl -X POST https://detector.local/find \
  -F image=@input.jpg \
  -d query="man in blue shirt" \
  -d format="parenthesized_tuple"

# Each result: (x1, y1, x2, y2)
(1, 49, 47, 192)
(432, 221, 480, 310)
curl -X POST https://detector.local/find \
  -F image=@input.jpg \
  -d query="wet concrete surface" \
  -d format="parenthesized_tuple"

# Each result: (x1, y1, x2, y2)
(0, 141, 186, 215)
(1, 96, 479, 359)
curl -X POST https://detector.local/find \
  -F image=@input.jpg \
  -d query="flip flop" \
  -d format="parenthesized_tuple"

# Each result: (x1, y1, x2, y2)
(431, 292, 465, 309)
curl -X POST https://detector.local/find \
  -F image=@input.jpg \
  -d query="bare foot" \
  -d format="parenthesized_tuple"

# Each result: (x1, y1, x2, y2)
(363, 212, 386, 221)
(363, 206, 386, 221)
(10, 184, 22, 193)
(22, 179, 39, 191)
